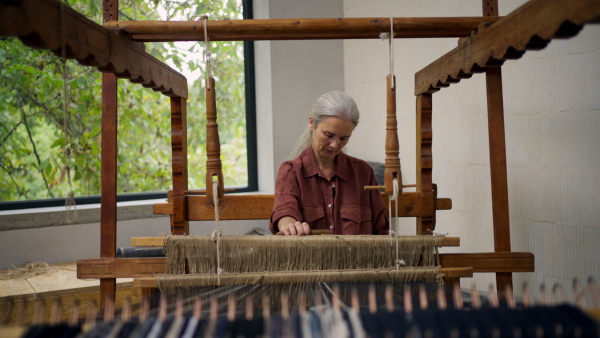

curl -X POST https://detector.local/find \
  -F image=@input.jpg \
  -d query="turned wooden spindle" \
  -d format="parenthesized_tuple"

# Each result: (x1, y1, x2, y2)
(384, 74, 402, 196)
(205, 76, 224, 200)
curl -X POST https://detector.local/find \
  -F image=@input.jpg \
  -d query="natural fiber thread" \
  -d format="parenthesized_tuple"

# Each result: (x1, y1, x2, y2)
(0, 262, 60, 280)
(156, 267, 441, 291)
(392, 178, 401, 270)
(164, 235, 443, 275)
(211, 180, 223, 285)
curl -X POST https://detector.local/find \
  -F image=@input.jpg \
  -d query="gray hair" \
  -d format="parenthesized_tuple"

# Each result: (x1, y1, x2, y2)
(286, 91, 360, 161)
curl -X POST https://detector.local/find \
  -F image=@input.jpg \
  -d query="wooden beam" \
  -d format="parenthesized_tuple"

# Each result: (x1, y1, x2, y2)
(170, 97, 189, 235)
(79, 252, 531, 279)
(482, 0, 514, 292)
(416, 94, 434, 234)
(415, 0, 600, 95)
(130, 236, 461, 248)
(77, 258, 166, 279)
(100, 72, 117, 310)
(103, 17, 502, 42)
(0, 0, 188, 99)
(188, 194, 274, 220)
(99, 0, 119, 309)
(152, 192, 451, 220)
(439, 252, 534, 273)
(132, 267, 474, 288)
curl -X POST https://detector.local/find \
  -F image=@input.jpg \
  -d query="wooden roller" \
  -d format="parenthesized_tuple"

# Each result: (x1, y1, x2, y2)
(384, 74, 402, 196)
(275, 229, 333, 236)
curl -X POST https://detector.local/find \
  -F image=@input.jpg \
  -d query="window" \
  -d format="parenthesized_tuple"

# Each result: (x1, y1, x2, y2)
(0, 0, 256, 210)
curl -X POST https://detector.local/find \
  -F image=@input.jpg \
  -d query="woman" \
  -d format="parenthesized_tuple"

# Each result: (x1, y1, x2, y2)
(269, 91, 389, 235)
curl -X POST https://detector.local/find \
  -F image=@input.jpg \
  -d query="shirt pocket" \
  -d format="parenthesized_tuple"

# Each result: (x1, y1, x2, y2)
(302, 204, 325, 224)
(340, 205, 373, 234)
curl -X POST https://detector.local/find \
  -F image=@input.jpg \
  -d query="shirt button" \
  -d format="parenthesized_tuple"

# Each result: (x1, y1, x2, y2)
(328, 204, 332, 208)
(329, 225, 333, 230)
(332, 184, 335, 188)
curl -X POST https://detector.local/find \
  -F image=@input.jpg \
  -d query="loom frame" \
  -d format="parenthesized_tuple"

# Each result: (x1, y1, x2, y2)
(3, 0, 598, 309)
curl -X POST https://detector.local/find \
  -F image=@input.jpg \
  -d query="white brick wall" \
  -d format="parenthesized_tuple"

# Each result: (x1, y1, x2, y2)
(344, 0, 600, 292)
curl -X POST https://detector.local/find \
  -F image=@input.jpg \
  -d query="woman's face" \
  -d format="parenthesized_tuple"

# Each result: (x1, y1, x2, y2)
(309, 115, 355, 163)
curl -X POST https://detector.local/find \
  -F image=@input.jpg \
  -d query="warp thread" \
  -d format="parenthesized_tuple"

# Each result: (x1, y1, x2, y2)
(163, 235, 442, 276)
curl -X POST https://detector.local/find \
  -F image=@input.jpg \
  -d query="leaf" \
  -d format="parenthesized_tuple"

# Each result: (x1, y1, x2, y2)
(50, 137, 65, 148)
(73, 169, 82, 181)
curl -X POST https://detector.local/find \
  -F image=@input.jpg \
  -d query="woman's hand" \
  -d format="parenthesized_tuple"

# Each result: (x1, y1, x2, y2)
(277, 217, 311, 235)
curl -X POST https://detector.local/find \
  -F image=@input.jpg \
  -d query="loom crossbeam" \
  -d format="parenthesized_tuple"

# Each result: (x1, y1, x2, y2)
(132, 267, 475, 289)
(103, 17, 502, 42)
(130, 236, 461, 248)
(152, 192, 452, 220)
(76, 252, 534, 279)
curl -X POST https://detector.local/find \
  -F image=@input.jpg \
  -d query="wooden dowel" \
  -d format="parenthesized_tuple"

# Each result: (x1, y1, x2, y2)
(104, 17, 501, 41)
(184, 188, 236, 195)
(364, 184, 416, 190)
(275, 229, 333, 236)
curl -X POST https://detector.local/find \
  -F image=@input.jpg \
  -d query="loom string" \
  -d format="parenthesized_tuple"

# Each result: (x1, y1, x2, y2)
(393, 178, 402, 270)
(211, 180, 223, 285)
(202, 16, 212, 83)
(163, 235, 443, 275)
(389, 17, 395, 89)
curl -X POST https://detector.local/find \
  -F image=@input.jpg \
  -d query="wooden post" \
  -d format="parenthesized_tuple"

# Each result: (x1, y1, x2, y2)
(171, 96, 189, 235)
(482, 0, 513, 292)
(99, 0, 118, 311)
(384, 74, 402, 196)
(416, 94, 434, 235)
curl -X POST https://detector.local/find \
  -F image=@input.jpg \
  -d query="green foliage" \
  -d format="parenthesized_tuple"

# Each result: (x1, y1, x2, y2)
(0, 0, 248, 202)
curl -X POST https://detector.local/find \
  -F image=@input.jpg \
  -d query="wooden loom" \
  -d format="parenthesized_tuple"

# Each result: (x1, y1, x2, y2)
(3, 0, 599, 312)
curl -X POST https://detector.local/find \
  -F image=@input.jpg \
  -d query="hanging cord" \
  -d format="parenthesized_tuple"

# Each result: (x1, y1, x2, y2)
(388, 178, 402, 270)
(389, 17, 394, 89)
(59, 1, 76, 223)
(392, 178, 405, 270)
(200, 14, 221, 284)
(201, 15, 212, 82)
(379, 17, 395, 89)
(210, 179, 223, 285)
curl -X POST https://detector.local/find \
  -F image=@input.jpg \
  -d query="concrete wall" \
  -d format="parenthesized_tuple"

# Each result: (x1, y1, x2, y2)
(343, 0, 600, 292)
(0, 202, 267, 269)
(255, 0, 345, 180)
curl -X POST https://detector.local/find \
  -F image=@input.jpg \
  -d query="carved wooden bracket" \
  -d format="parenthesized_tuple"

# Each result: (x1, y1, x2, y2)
(0, 0, 188, 99)
(415, 0, 600, 95)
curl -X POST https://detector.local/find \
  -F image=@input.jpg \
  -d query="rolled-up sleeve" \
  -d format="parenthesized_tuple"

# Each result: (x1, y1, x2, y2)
(269, 162, 303, 234)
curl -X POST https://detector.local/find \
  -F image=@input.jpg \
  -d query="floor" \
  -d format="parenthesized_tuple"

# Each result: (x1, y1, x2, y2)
(0, 262, 138, 326)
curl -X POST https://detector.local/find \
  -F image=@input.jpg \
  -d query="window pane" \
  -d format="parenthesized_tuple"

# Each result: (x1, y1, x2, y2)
(0, 0, 252, 207)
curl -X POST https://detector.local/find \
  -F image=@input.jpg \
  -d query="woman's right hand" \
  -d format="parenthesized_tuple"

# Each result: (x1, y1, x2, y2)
(278, 217, 311, 235)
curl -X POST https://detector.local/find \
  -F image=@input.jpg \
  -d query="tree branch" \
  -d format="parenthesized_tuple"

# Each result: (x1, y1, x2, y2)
(0, 162, 25, 198)
(1, 121, 23, 146)
(20, 106, 55, 198)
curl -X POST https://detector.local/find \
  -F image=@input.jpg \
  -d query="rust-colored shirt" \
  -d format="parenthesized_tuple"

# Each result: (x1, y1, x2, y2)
(270, 147, 389, 235)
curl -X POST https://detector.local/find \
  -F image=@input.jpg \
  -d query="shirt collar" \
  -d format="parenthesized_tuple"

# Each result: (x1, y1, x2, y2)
(300, 146, 349, 182)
